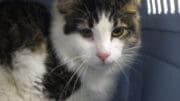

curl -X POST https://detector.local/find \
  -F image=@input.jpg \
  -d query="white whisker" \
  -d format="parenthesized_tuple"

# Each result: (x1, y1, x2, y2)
(114, 61, 129, 80)
(72, 61, 87, 95)
(47, 55, 86, 76)
(124, 46, 140, 51)
(61, 59, 86, 97)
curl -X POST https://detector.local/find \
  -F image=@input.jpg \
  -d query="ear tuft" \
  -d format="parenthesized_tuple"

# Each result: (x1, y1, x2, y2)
(56, 0, 79, 14)
(122, 0, 141, 13)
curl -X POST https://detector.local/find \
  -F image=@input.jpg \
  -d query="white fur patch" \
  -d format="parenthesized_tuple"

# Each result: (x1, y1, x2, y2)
(92, 13, 124, 65)
(0, 49, 48, 101)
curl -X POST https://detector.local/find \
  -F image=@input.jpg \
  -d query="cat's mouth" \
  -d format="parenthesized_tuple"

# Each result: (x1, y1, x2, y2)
(84, 59, 115, 70)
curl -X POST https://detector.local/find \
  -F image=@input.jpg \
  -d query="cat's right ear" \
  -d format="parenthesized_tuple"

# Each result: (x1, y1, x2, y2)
(56, 0, 79, 14)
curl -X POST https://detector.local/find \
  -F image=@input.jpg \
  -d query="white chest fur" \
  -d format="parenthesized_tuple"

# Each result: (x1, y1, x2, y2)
(65, 67, 118, 101)
(0, 49, 47, 101)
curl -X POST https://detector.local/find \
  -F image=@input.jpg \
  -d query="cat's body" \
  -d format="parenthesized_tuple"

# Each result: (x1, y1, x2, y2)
(0, 1, 50, 101)
(0, 0, 141, 101)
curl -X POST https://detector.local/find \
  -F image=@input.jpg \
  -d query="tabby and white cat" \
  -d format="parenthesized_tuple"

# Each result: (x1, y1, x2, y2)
(0, 0, 141, 101)
(50, 0, 141, 101)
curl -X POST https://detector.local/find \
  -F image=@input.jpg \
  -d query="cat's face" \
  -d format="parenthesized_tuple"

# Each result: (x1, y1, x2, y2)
(52, 0, 141, 71)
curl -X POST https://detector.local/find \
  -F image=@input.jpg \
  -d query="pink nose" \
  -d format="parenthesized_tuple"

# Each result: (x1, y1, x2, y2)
(96, 52, 110, 61)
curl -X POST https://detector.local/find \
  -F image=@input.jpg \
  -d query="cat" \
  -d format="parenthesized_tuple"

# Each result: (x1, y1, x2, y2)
(0, 0, 141, 101)
(47, 0, 141, 101)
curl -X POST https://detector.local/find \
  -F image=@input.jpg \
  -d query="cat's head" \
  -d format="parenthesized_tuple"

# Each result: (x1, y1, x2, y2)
(51, 0, 141, 71)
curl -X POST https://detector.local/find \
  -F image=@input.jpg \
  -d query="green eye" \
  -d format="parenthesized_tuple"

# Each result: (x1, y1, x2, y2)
(112, 27, 127, 38)
(79, 29, 93, 38)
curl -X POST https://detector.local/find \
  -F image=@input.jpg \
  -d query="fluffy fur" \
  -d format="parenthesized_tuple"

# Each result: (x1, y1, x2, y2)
(0, 1, 50, 101)
(0, 49, 47, 101)
(50, 0, 141, 101)
(0, 0, 141, 101)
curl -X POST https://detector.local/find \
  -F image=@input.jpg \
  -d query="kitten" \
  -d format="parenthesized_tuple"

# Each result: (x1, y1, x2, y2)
(47, 0, 141, 101)
(0, 0, 141, 101)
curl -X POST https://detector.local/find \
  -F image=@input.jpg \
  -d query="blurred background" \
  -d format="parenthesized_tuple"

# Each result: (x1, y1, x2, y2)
(26, 0, 180, 101)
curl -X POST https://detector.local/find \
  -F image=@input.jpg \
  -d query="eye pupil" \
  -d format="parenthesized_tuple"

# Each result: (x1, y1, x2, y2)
(80, 29, 93, 38)
(114, 28, 123, 33)
(112, 27, 125, 38)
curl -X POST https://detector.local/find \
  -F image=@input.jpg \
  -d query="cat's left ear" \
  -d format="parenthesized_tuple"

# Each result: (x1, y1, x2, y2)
(122, 0, 141, 13)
